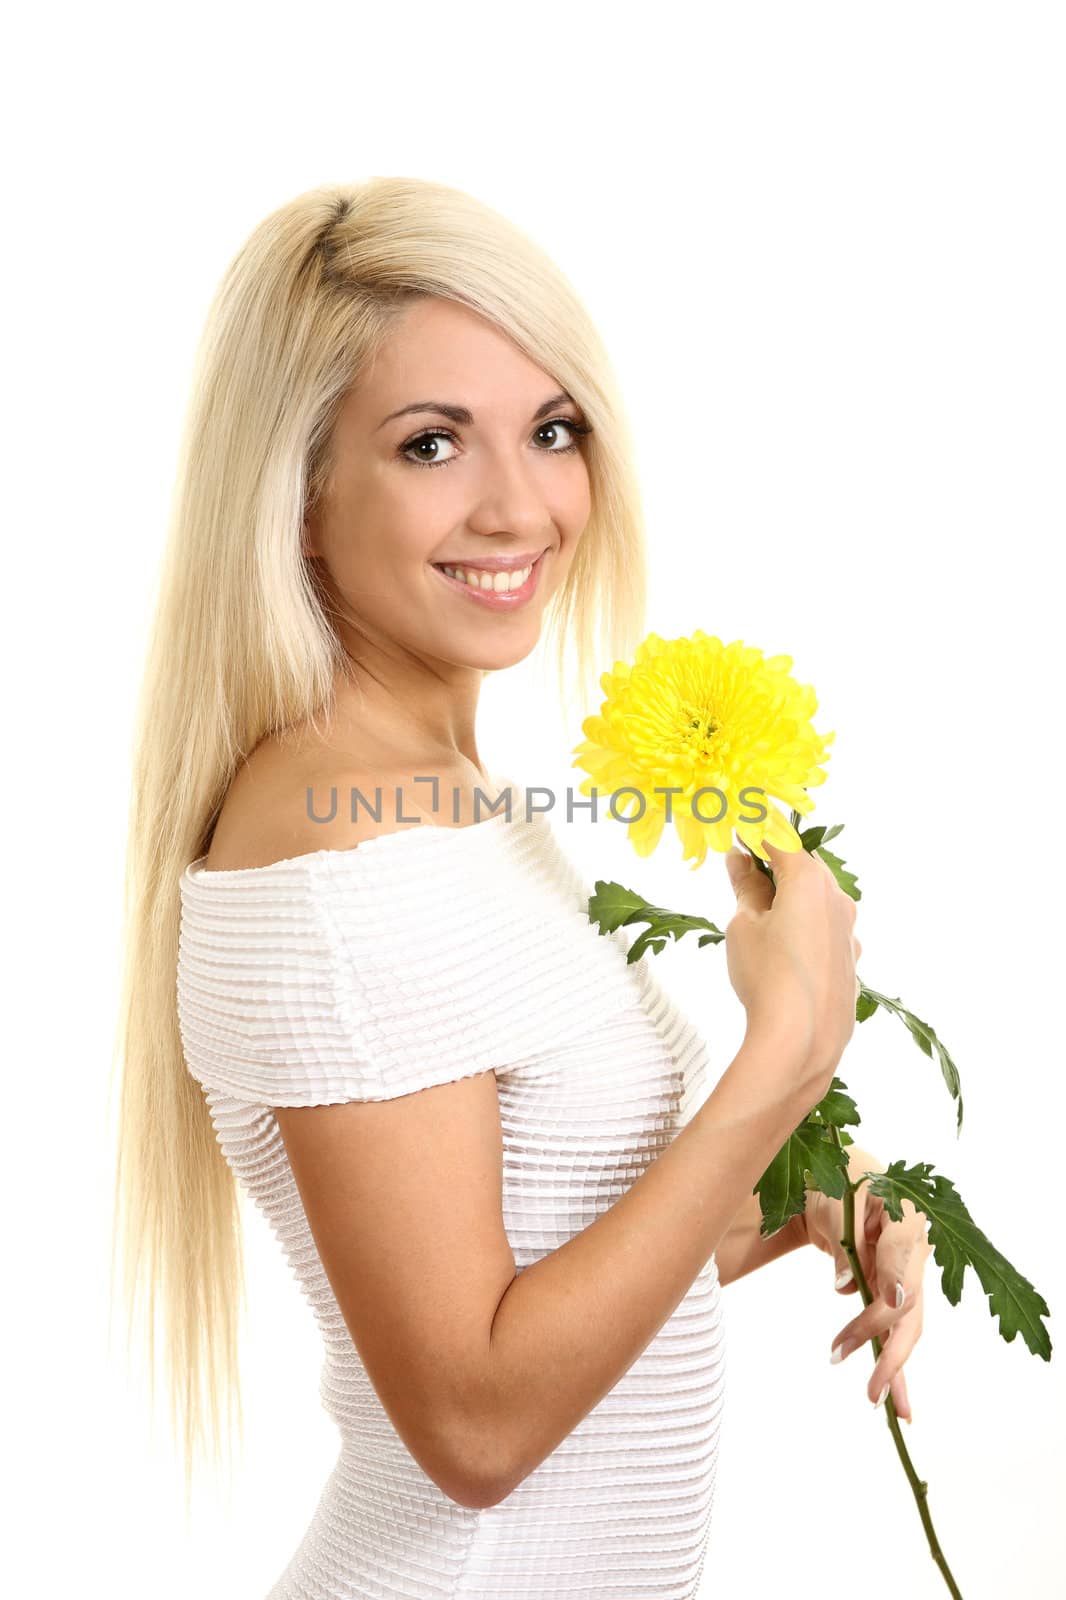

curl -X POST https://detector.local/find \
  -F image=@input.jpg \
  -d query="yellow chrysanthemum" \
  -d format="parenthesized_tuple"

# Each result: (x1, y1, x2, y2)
(571, 631, 835, 869)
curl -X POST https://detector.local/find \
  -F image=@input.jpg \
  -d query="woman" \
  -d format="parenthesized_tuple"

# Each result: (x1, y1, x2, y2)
(112, 177, 930, 1597)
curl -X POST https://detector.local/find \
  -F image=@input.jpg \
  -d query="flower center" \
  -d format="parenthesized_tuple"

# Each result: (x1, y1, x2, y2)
(683, 709, 720, 760)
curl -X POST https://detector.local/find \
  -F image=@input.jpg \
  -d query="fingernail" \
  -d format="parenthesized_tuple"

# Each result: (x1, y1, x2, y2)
(874, 1384, 889, 1408)
(830, 1338, 856, 1365)
(885, 1280, 904, 1310)
(835, 1266, 854, 1290)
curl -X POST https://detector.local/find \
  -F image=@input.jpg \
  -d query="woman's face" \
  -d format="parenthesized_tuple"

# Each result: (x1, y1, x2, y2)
(303, 296, 593, 678)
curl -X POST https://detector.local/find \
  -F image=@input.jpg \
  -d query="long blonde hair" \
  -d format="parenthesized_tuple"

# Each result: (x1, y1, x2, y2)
(108, 176, 648, 1510)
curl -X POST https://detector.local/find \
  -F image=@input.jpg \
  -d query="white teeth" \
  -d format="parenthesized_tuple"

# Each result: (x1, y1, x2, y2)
(440, 562, 532, 592)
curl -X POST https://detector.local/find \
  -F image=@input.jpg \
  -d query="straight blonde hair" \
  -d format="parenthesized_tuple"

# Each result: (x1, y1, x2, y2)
(108, 176, 648, 1510)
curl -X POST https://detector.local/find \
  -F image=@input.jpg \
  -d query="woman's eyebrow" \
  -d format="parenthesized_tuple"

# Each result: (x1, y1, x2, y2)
(375, 390, 574, 431)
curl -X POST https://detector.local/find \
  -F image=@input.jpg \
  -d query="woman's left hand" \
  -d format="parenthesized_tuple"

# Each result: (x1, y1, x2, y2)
(802, 1163, 933, 1420)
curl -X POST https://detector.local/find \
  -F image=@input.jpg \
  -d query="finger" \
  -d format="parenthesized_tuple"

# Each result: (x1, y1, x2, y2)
(761, 837, 808, 872)
(891, 1367, 912, 1422)
(869, 1315, 921, 1412)
(825, 1211, 858, 1294)
(820, 1198, 861, 1296)
(834, 1257, 859, 1294)
(725, 846, 775, 911)
(829, 1286, 918, 1362)
(874, 1227, 914, 1314)
(869, 1327, 914, 1418)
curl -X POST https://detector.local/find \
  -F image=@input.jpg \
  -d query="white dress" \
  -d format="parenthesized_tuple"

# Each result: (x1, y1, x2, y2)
(176, 772, 727, 1599)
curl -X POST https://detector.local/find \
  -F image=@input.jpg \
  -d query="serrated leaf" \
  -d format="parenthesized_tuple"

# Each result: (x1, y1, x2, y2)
(859, 985, 964, 1133)
(751, 1079, 859, 1234)
(754, 1119, 852, 1236)
(586, 880, 660, 934)
(807, 1076, 861, 1130)
(586, 882, 725, 966)
(866, 1161, 1052, 1360)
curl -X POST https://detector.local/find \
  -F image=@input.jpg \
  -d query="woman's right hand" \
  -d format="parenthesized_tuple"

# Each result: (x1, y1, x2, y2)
(723, 838, 862, 1116)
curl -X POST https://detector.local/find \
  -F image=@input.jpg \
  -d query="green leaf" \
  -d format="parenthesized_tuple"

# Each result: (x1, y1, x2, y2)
(754, 1116, 852, 1236)
(751, 1077, 860, 1235)
(586, 881, 724, 966)
(808, 1075, 861, 1130)
(799, 821, 845, 851)
(814, 842, 861, 901)
(866, 1161, 1053, 1360)
(855, 986, 880, 1023)
(858, 985, 964, 1134)
(585, 880, 658, 934)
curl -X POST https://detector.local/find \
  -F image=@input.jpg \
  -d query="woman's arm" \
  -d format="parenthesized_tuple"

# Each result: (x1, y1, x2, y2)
(484, 1031, 822, 1502)
(714, 1189, 808, 1287)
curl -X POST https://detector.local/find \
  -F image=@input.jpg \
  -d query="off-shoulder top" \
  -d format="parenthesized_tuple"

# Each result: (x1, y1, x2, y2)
(176, 771, 727, 1599)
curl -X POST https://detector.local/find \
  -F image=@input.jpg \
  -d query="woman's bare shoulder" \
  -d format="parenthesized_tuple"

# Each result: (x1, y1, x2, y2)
(204, 725, 413, 872)
(201, 729, 376, 876)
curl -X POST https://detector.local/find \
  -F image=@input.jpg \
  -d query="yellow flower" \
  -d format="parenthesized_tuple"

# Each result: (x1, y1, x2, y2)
(571, 630, 835, 868)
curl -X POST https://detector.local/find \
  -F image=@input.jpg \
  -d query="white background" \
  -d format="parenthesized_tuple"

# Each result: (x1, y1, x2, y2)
(4, 3, 1063, 1596)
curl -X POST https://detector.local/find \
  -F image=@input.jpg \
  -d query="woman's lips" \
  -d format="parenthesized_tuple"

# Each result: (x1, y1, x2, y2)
(430, 548, 548, 611)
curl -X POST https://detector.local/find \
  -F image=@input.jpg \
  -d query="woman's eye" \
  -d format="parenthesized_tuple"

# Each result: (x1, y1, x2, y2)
(399, 417, 589, 470)
(534, 419, 582, 450)
(400, 431, 458, 468)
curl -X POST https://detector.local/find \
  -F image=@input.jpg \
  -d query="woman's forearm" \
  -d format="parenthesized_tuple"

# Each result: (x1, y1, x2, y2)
(479, 1033, 816, 1502)
(714, 1187, 808, 1287)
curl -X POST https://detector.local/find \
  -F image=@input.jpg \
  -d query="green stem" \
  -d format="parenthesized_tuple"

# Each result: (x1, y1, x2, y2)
(753, 823, 963, 1590)
(826, 1123, 964, 1598)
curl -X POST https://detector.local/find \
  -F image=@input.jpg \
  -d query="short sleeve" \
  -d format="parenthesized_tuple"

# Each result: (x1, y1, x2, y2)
(176, 799, 650, 1110)
(177, 850, 500, 1108)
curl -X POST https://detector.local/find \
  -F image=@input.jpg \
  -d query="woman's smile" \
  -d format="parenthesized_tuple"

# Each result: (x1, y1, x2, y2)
(430, 546, 550, 610)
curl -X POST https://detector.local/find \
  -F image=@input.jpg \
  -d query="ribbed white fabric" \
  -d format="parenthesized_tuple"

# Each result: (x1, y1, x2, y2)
(176, 773, 727, 1599)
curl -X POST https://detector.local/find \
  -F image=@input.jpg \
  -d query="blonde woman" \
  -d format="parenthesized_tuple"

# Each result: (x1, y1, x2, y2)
(112, 178, 908, 1597)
